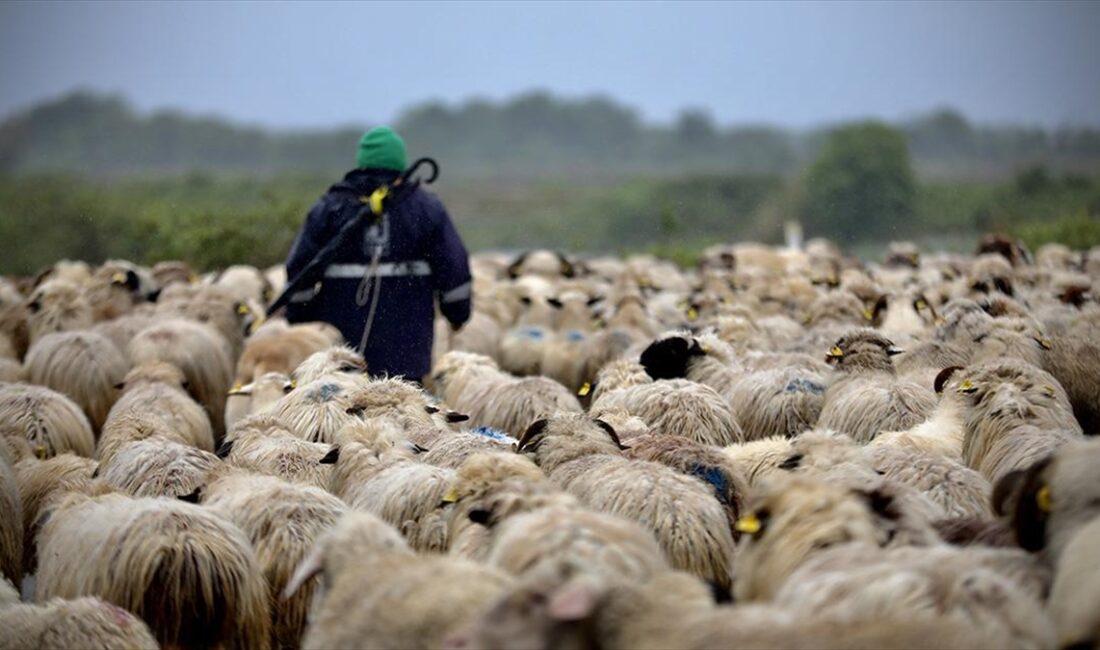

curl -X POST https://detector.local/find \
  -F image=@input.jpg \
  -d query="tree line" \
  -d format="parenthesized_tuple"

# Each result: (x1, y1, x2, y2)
(1, 91, 1098, 180)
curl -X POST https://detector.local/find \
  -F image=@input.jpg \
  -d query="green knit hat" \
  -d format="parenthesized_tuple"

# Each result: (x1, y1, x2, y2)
(355, 126, 407, 171)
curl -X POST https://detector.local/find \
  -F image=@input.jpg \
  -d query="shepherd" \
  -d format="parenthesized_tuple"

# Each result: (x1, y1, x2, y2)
(283, 126, 472, 382)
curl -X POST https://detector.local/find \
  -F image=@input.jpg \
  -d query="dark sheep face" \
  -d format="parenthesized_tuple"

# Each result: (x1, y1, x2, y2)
(639, 336, 705, 380)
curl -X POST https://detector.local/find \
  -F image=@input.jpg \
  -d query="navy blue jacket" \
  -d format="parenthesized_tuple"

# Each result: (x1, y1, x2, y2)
(284, 168, 472, 380)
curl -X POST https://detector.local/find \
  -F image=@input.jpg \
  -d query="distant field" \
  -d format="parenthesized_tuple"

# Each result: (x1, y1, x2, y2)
(0, 169, 1098, 276)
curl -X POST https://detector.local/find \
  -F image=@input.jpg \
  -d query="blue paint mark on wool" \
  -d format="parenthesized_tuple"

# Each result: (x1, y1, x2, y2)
(312, 383, 342, 401)
(518, 327, 545, 340)
(689, 463, 731, 506)
(784, 378, 825, 395)
(565, 330, 586, 342)
(472, 426, 516, 443)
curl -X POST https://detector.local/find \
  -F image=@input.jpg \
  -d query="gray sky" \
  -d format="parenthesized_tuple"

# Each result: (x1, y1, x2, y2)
(2, 0, 1098, 129)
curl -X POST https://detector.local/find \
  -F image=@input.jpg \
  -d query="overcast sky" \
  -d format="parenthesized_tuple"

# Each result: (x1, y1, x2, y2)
(2, 1, 1098, 129)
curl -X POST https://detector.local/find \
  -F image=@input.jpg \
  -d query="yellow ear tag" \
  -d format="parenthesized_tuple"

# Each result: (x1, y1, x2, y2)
(957, 379, 977, 394)
(735, 513, 761, 535)
(189, 273, 199, 284)
(687, 307, 699, 321)
(803, 313, 813, 325)
(1037, 337, 1052, 351)
(1043, 385, 1056, 398)
(441, 487, 459, 504)
(862, 308, 876, 321)
(290, 379, 298, 389)
(578, 383, 591, 397)
(828, 346, 844, 358)
(228, 383, 244, 396)
(111, 271, 127, 284)
(237, 303, 251, 315)
(36, 445, 47, 460)
(915, 300, 927, 311)
(1036, 485, 1052, 513)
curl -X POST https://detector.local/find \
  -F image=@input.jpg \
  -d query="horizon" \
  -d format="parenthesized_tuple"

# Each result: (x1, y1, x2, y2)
(2, 1, 1099, 131)
(6, 87, 1097, 136)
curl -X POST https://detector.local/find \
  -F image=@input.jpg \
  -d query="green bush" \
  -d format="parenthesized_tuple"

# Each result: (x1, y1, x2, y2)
(802, 122, 917, 242)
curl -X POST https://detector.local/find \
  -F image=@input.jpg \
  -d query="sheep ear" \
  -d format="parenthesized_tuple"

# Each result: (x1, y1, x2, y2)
(872, 294, 889, 322)
(319, 446, 340, 464)
(778, 453, 803, 471)
(993, 277, 1014, 297)
(468, 509, 493, 526)
(346, 405, 365, 416)
(991, 468, 1028, 517)
(859, 488, 899, 521)
(215, 439, 235, 459)
(113, 382, 125, 391)
(506, 252, 529, 279)
(178, 487, 202, 503)
(283, 548, 324, 600)
(445, 411, 470, 424)
(934, 366, 965, 395)
(556, 251, 576, 278)
(424, 405, 440, 415)
(404, 442, 429, 455)
(593, 419, 628, 450)
(546, 298, 563, 309)
(1005, 456, 1053, 552)
(548, 582, 598, 621)
(516, 419, 549, 452)
(146, 288, 163, 303)
(125, 269, 141, 292)
(586, 296, 604, 307)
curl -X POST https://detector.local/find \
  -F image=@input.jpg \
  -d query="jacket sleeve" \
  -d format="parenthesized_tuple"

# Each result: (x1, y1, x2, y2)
(425, 196, 473, 329)
(286, 198, 332, 280)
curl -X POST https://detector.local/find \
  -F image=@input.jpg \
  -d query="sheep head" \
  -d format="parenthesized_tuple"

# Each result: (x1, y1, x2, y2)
(993, 438, 1100, 558)
(516, 414, 628, 473)
(733, 474, 893, 601)
(824, 329, 903, 373)
(639, 334, 705, 380)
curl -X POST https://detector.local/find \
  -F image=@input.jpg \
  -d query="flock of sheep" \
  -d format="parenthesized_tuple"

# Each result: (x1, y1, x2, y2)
(0, 235, 1098, 650)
